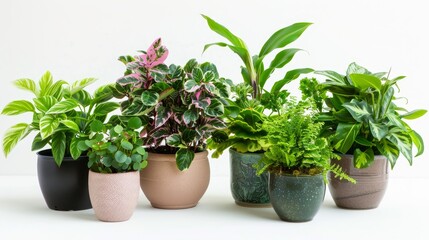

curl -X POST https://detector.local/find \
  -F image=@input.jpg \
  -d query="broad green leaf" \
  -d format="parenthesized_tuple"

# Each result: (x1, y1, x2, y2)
(34, 96, 58, 113)
(14, 78, 38, 96)
(93, 102, 120, 115)
(201, 15, 246, 48)
(204, 99, 224, 117)
(369, 122, 388, 141)
(60, 120, 80, 132)
(184, 80, 200, 92)
(70, 78, 97, 95)
(46, 99, 79, 114)
(121, 140, 133, 150)
(315, 70, 345, 84)
(269, 48, 301, 69)
(192, 67, 204, 83)
(141, 91, 159, 106)
(409, 130, 424, 157)
(386, 112, 406, 130)
(333, 123, 361, 154)
(115, 151, 127, 163)
(321, 84, 359, 97)
(51, 132, 66, 166)
(90, 120, 103, 132)
(377, 139, 399, 168)
(114, 125, 123, 134)
(259, 22, 312, 57)
(1, 100, 35, 115)
(203, 42, 252, 73)
(349, 73, 382, 91)
(72, 90, 92, 107)
(2, 123, 29, 157)
(355, 136, 373, 147)
(204, 71, 215, 82)
(40, 115, 61, 139)
(155, 105, 171, 128)
(353, 148, 374, 169)
(70, 137, 82, 160)
(136, 146, 146, 156)
(386, 130, 413, 165)
(343, 99, 372, 122)
(182, 129, 197, 142)
(346, 62, 371, 76)
(93, 85, 114, 103)
(176, 148, 195, 171)
(31, 133, 49, 151)
(45, 80, 67, 100)
(166, 134, 183, 147)
(271, 68, 314, 94)
(39, 71, 53, 96)
(127, 117, 142, 129)
(183, 108, 198, 124)
(400, 109, 427, 120)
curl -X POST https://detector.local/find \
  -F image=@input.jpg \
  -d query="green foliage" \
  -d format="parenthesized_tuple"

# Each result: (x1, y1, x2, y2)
(114, 39, 230, 171)
(1, 71, 119, 166)
(253, 100, 354, 183)
(81, 117, 148, 173)
(315, 62, 425, 168)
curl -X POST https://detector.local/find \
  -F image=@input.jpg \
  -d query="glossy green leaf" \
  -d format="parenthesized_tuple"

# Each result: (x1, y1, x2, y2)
(70, 137, 82, 160)
(353, 148, 374, 169)
(52, 132, 66, 166)
(369, 122, 388, 141)
(409, 130, 424, 157)
(192, 67, 204, 83)
(90, 120, 103, 132)
(121, 140, 133, 150)
(400, 109, 427, 120)
(70, 78, 97, 95)
(315, 70, 345, 84)
(269, 48, 301, 69)
(114, 151, 127, 163)
(46, 99, 79, 114)
(72, 90, 92, 107)
(2, 123, 29, 157)
(1, 100, 35, 115)
(155, 105, 171, 128)
(355, 136, 373, 147)
(166, 134, 182, 147)
(34, 96, 58, 113)
(184, 80, 199, 92)
(39, 115, 61, 139)
(39, 71, 53, 96)
(78, 140, 89, 151)
(182, 129, 197, 142)
(386, 112, 406, 130)
(14, 78, 38, 96)
(380, 87, 394, 118)
(31, 133, 49, 151)
(93, 102, 120, 115)
(333, 123, 361, 154)
(377, 139, 400, 168)
(259, 22, 312, 57)
(201, 15, 246, 48)
(141, 91, 159, 106)
(271, 68, 314, 94)
(176, 148, 195, 171)
(346, 62, 371, 76)
(45, 80, 67, 100)
(183, 108, 198, 125)
(204, 99, 224, 117)
(386, 130, 413, 165)
(342, 99, 372, 122)
(127, 117, 142, 129)
(60, 120, 80, 132)
(136, 146, 146, 156)
(349, 73, 382, 91)
(240, 67, 251, 85)
(93, 85, 114, 103)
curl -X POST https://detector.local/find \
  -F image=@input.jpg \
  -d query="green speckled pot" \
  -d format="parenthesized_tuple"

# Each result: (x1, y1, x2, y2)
(230, 149, 270, 207)
(269, 173, 325, 222)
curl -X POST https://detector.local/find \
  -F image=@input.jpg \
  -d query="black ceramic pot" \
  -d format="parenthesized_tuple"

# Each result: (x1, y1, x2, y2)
(269, 173, 325, 222)
(37, 149, 91, 211)
(230, 148, 270, 207)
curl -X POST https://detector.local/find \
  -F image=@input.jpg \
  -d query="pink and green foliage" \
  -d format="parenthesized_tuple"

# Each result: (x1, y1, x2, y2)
(113, 39, 232, 170)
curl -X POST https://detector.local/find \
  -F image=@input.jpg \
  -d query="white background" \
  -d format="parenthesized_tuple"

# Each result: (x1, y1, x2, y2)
(0, 0, 428, 178)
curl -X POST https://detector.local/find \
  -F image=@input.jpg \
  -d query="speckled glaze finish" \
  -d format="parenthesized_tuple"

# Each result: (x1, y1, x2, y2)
(328, 154, 388, 209)
(88, 171, 140, 222)
(269, 173, 325, 222)
(230, 148, 270, 207)
(140, 151, 210, 209)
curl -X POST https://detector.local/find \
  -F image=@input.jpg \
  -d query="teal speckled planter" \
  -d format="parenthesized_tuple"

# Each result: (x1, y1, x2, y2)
(269, 173, 325, 222)
(230, 149, 270, 207)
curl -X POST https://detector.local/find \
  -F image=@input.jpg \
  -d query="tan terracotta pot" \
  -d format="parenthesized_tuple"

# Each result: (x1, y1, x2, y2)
(140, 151, 210, 209)
(88, 170, 140, 222)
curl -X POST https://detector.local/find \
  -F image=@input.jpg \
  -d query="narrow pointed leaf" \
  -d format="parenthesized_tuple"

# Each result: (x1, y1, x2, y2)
(315, 70, 345, 84)
(269, 48, 302, 69)
(70, 137, 82, 160)
(369, 122, 388, 140)
(201, 15, 246, 48)
(400, 109, 427, 120)
(51, 132, 66, 166)
(46, 99, 79, 114)
(377, 139, 400, 168)
(2, 123, 29, 157)
(271, 68, 314, 94)
(386, 131, 413, 165)
(93, 102, 120, 115)
(34, 96, 58, 113)
(1, 100, 35, 115)
(39, 71, 53, 96)
(409, 130, 424, 157)
(70, 78, 97, 95)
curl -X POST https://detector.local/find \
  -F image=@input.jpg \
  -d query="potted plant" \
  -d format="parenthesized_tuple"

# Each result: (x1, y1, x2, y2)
(202, 15, 313, 207)
(312, 63, 426, 209)
(112, 38, 231, 209)
(254, 99, 354, 222)
(79, 117, 148, 222)
(1, 71, 119, 210)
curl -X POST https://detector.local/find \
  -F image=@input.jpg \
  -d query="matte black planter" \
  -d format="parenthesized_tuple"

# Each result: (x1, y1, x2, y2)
(269, 173, 325, 222)
(230, 148, 270, 207)
(37, 149, 92, 211)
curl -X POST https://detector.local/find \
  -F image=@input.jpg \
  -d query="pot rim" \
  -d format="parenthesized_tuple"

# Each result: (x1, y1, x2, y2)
(269, 172, 324, 178)
(89, 170, 139, 176)
(37, 149, 88, 162)
(335, 153, 387, 159)
(147, 150, 208, 162)
(229, 148, 265, 156)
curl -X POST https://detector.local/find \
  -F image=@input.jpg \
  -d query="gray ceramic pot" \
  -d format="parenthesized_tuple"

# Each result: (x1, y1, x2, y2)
(269, 173, 325, 222)
(230, 148, 270, 207)
(328, 154, 388, 209)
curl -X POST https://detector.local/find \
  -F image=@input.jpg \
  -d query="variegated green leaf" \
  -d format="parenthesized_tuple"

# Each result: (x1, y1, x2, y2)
(52, 132, 66, 166)
(45, 80, 67, 99)
(353, 148, 374, 169)
(386, 112, 406, 130)
(14, 78, 38, 96)
(141, 91, 159, 106)
(70, 78, 97, 95)
(377, 139, 399, 168)
(93, 102, 120, 115)
(34, 96, 58, 113)
(409, 130, 424, 157)
(192, 67, 204, 83)
(380, 87, 394, 118)
(333, 123, 361, 154)
(72, 90, 91, 107)
(60, 120, 80, 132)
(40, 115, 61, 139)
(184, 80, 199, 92)
(386, 130, 413, 165)
(39, 71, 53, 96)
(315, 70, 345, 84)
(1, 100, 35, 115)
(176, 148, 195, 171)
(46, 99, 79, 114)
(70, 137, 82, 160)
(369, 122, 388, 141)
(2, 123, 30, 157)
(343, 99, 373, 122)
(31, 133, 50, 151)
(349, 73, 382, 91)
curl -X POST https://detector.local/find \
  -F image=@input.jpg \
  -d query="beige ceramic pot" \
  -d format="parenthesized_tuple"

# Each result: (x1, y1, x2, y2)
(140, 151, 210, 209)
(88, 170, 140, 222)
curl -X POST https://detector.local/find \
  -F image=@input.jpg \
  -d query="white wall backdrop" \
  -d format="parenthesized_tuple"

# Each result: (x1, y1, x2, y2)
(0, 0, 427, 177)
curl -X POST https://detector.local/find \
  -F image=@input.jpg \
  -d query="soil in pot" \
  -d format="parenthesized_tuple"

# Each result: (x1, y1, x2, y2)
(37, 149, 91, 211)
(230, 148, 270, 207)
(328, 154, 388, 209)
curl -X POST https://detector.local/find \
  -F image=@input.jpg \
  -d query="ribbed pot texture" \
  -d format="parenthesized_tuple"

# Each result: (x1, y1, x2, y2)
(328, 154, 389, 209)
(229, 148, 270, 207)
(37, 149, 91, 211)
(88, 170, 140, 222)
(269, 173, 325, 222)
(140, 151, 210, 209)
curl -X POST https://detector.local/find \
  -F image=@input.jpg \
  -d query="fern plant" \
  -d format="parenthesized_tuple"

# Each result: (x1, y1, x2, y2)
(254, 99, 355, 183)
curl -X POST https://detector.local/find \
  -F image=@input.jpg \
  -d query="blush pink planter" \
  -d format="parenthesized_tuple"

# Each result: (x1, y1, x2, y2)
(88, 170, 140, 222)
(140, 151, 210, 209)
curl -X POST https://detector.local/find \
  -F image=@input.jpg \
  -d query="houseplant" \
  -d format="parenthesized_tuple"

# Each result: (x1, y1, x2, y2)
(254, 99, 354, 222)
(79, 117, 148, 222)
(113, 38, 231, 208)
(312, 63, 426, 209)
(202, 15, 313, 206)
(1, 71, 119, 210)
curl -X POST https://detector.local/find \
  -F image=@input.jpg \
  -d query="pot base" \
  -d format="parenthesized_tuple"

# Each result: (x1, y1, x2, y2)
(151, 202, 198, 209)
(235, 201, 271, 208)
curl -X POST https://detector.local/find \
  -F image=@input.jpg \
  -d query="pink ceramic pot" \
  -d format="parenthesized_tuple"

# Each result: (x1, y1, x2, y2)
(88, 170, 140, 222)
(140, 151, 210, 209)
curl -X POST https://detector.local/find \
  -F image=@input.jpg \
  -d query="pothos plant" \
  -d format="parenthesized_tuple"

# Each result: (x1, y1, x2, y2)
(254, 99, 355, 183)
(310, 63, 425, 168)
(202, 15, 313, 157)
(79, 117, 148, 173)
(1, 71, 119, 166)
(112, 38, 231, 170)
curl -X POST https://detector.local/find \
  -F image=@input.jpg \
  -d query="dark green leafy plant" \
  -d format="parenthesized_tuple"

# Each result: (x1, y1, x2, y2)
(113, 39, 231, 170)
(314, 63, 425, 168)
(1, 71, 119, 166)
(80, 117, 148, 173)
(254, 100, 354, 183)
